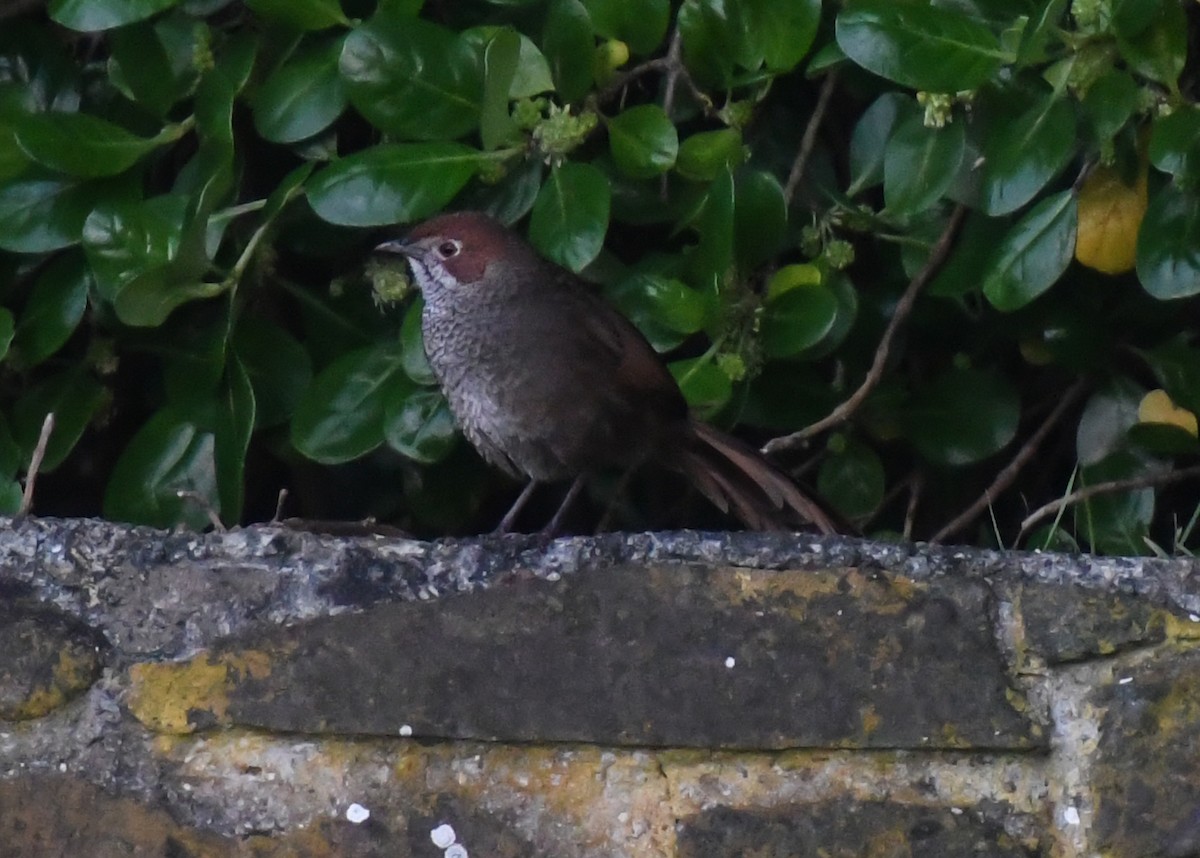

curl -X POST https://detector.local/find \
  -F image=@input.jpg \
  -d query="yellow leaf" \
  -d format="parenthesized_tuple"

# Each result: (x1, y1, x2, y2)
(1075, 163, 1147, 275)
(1137, 389, 1198, 437)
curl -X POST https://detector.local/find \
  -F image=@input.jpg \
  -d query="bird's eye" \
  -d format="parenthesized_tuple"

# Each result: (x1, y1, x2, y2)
(436, 240, 461, 259)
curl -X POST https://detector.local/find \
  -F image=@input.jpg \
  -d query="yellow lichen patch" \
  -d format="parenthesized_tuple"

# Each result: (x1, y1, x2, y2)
(859, 704, 882, 738)
(1075, 161, 1148, 275)
(127, 650, 273, 734)
(2, 646, 101, 720)
(1163, 612, 1200, 642)
(1137, 389, 1199, 437)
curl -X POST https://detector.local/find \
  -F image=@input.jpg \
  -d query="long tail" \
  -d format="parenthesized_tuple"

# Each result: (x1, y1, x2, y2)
(676, 418, 838, 534)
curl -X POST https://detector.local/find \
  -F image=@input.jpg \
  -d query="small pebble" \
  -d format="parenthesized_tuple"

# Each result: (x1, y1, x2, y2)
(431, 823, 457, 849)
(346, 803, 370, 824)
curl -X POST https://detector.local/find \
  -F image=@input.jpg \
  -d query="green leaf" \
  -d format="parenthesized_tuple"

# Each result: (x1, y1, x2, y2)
(817, 437, 885, 520)
(529, 161, 611, 271)
(384, 389, 457, 464)
(1082, 71, 1139, 142)
(1149, 106, 1200, 185)
(0, 481, 21, 515)
(14, 112, 170, 178)
(246, 0, 349, 29)
(0, 177, 116, 253)
(582, 0, 669, 55)
(883, 110, 965, 216)
(848, 92, 904, 195)
(1116, 0, 1186, 88)
(195, 32, 258, 148)
(1136, 185, 1200, 300)
(543, 0, 595, 104)
(670, 355, 732, 413)
(103, 407, 219, 530)
(902, 367, 1020, 466)
(927, 213, 998, 297)
(340, 15, 480, 140)
(734, 169, 786, 270)
(982, 190, 1077, 311)
(744, 0, 820, 72)
(678, 0, 755, 88)
(400, 298, 435, 385)
(979, 93, 1075, 216)
(49, 0, 179, 31)
(112, 269, 224, 328)
(1138, 337, 1200, 417)
(676, 128, 744, 182)
(607, 104, 678, 179)
(464, 27, 556, 99)
(480, 28, 521, 152)
(291, 343, 411, 464)
(11, 369, 106, 472)
(686, 167, 734, 292)
(232, 317, 313, 429)
(1076, 380, 1141, 466)
(13, 251, 90, 367)
(762, 282, 840, 359)
(1078, 451, 1155, 555)
(108, 21, 185, 116)
(215, 356, 256, 524)
(836, 1, 1007, 91)
(307, 143, 481, 227)
(253, 35, 348, 144)
(606, 272, 712, 351)
(82, 194, 185, 302)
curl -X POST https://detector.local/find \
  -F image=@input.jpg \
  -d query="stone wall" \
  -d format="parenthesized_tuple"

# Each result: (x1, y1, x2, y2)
(1, 517, 1199, 856)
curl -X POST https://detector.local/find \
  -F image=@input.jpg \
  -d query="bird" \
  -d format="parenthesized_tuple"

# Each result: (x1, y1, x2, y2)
(375, 211, 836, 535)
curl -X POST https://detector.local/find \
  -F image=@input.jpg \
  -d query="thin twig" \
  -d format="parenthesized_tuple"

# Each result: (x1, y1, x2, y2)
(903, 471, 923, 541)
(1018, 464, 1200, 543)
(177, 490, 226, 532)
(763, 203, 969, 456)
(783, 68, 840, 207)
(660, 29, 685, 119)
(18, 413, 55, 518)
(272, 488, 289, 523)
(930, 380, 1090, 544)
(594, 29, 711, 116)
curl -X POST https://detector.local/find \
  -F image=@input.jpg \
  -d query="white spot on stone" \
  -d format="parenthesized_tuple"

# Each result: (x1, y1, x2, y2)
(546, 571, 561, 581)
(399, 724, 413, 737)
(58, 763, 66, 772)
(346, 803, 370, 824)
(1063, 806, 1080, 826)
(618, 811, 630, 823)
(1190, 614, 1200, 623)
(950, 807, 963, 815)
(445, 845, 468, 858)
(724, 656, 736, 668)
(431, 823, 457, 848)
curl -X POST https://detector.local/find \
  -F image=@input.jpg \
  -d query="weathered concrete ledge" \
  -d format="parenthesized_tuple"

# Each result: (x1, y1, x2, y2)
(1, 517, 1199, 856)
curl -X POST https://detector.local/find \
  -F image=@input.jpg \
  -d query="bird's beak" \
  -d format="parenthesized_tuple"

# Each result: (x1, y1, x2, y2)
(374, 238, 412, 257)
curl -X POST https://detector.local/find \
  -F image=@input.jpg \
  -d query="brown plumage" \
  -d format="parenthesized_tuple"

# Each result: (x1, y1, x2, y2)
(376, 211, 836, 535)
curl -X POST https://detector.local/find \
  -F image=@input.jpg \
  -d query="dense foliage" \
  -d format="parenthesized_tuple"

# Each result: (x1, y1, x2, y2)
(0, 0, 1198, 551)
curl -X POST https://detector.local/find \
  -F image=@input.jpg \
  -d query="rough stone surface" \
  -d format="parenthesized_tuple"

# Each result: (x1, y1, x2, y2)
(1014, 581, 1168, 663)
(676, 801, 1044, 857)
(0, 600, 106, 720)
(1, 516, 1200, 857)
(1090, 647, 1200, 857)
(124, 565, 1038, 749)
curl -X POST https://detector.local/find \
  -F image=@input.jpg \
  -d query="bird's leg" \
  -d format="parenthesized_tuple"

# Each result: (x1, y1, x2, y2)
(495, 479, 540, 534)
(594, 465, 639, 533)
(541, 475, 587, 538)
